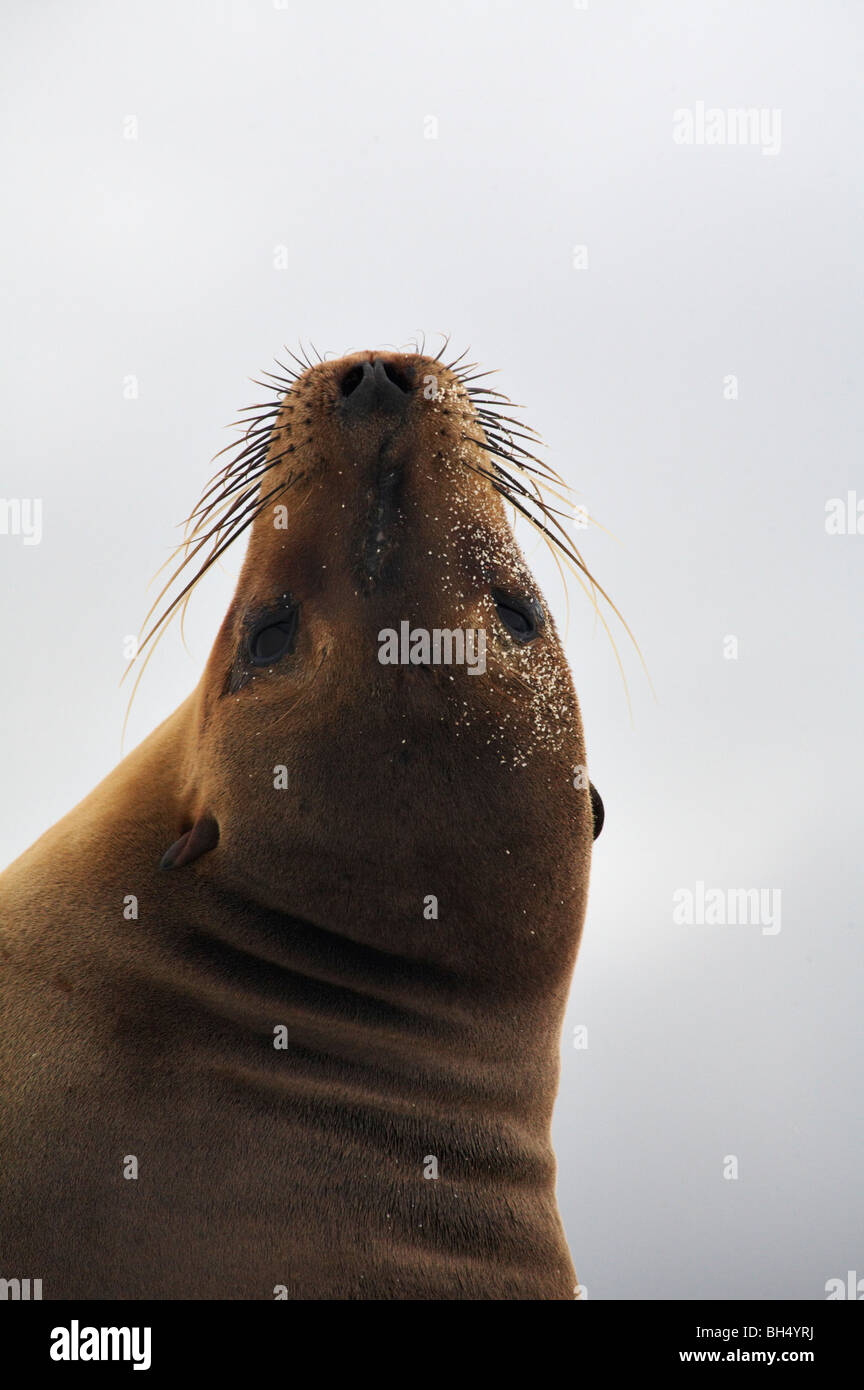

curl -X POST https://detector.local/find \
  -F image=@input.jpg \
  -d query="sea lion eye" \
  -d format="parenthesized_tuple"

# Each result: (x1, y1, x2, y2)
(249, 615, 297, 665)
(492, 592, 543, 644)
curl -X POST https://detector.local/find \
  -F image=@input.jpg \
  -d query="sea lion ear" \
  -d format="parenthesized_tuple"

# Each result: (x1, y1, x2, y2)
(160, 814, 220, 870)
(589, 783, 605, 841)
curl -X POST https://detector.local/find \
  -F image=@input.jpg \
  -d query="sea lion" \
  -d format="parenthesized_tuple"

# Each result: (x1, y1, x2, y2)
(0, 346, 604, 1300)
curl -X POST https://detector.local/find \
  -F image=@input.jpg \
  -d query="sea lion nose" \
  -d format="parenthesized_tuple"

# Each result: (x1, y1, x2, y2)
(339, 357, 413, 418)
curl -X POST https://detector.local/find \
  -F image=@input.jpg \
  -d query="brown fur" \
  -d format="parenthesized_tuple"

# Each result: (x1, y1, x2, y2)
(0, 350, 594, 1299)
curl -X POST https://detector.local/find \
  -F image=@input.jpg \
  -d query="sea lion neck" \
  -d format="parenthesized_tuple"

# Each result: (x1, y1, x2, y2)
(146, 869, 567, 1130)
(181, 638, 591, 988)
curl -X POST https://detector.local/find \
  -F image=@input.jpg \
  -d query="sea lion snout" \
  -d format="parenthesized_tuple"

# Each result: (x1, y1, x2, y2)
(202, 348, 580, 676)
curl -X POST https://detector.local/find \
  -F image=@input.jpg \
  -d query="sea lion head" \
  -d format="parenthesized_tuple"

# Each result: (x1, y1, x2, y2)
(157, 348, 602, 991)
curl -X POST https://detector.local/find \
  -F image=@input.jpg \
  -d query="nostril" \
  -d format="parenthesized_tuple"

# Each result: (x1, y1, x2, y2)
(340, 365, 366, 398)
(339, 357, 412, 416)
(381, 362, 413, 394)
